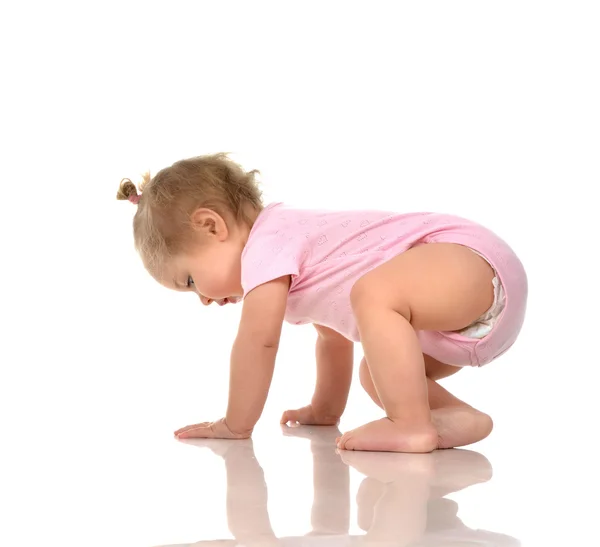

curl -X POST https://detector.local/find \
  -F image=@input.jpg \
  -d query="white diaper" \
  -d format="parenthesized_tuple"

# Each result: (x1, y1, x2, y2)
(457, 251, 506, 339)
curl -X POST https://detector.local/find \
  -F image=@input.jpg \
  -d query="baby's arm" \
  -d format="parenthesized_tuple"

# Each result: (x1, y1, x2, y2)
(224, 276, 290, 435)
(312, 325, 354, 420)
(175, 276, 290, 441)
(281, 325, 354, 425)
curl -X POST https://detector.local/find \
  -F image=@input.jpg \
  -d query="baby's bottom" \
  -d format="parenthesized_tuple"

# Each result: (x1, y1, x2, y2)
(358, 355, 493, 449)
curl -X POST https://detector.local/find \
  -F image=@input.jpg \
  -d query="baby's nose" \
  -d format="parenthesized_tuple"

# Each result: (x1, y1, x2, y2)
(199, 295, 213, 306)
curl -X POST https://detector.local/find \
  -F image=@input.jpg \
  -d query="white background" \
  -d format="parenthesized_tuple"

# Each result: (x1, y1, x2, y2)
(1, 1, 599, 546)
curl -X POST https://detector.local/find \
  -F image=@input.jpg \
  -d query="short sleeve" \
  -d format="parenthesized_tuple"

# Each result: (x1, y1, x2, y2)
(242, 207, 308, 297)
(241, 230, 304, 296)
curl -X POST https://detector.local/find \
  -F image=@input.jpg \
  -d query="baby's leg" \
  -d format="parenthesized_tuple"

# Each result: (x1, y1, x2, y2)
(359, 356, 494, 449)
(338, 242, 494, 452)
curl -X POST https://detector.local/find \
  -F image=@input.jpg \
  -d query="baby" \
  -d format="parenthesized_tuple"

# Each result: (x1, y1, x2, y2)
(117, 153, 528, 453)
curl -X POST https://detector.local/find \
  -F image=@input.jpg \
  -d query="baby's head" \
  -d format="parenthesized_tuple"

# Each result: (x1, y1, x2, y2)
(117, 153, 263, 306)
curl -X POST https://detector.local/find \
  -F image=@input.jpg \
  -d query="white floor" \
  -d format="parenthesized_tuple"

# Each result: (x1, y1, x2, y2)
(158, 427, 520, 546)
(2, 2, 599, 546)
(2, 343, 598, 547)
(157, 430, 522, 547)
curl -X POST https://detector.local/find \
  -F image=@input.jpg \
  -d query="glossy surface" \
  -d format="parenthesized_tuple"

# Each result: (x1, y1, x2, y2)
(158, 428, 518, 546)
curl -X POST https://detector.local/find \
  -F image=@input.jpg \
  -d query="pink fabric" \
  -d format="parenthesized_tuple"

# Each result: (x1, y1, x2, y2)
(241, 203, 527, 367)
(128, 194, 140, 205)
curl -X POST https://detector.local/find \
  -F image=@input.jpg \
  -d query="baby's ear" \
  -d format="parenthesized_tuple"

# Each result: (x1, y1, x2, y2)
(201, 216, 217, 235)
(190, 208, 223, 236)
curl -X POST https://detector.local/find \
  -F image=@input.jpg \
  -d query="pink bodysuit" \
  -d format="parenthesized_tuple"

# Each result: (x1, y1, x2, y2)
(241, 203, 528, 367)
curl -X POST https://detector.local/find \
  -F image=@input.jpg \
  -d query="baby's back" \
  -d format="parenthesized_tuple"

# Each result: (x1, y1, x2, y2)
(242, 203, 513, 341)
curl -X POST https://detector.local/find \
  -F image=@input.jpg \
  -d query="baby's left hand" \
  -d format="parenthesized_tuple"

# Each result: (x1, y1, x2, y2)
(174, 418, 251, 440)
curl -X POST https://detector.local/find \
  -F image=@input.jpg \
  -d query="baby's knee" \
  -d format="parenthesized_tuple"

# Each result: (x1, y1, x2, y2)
(350, 277, 411, 322)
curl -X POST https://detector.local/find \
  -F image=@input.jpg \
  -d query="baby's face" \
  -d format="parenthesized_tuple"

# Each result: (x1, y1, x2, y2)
(159, 208, 248, 307)
(167, 239, 244, 306)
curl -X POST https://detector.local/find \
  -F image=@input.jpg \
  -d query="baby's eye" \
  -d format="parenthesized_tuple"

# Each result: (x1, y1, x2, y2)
(187, 276, 195, 287)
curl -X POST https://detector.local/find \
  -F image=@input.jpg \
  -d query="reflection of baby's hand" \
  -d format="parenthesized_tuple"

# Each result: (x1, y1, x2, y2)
(157, 541, 236, 546)
(280, 422, 342, 444)
(176, 437, 254, 459)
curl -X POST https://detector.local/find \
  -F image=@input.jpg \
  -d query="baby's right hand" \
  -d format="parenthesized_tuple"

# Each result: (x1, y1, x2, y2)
(280, 404, 340, 426)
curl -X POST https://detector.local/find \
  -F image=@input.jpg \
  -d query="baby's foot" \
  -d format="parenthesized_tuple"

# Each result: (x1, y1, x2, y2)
(336, 418, 438, 453)
(431, 407, 493, 449)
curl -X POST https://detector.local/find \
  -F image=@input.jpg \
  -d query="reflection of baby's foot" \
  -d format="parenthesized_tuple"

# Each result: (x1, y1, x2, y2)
(337, 418, 438, 453)
(339, 450, 435, 483)
(355, 478, 385, 531)
(341, 447, 492, 498)
(432, 407, 493, 449)
(343, 451, 433, 543)
(430, 448, 493, 496)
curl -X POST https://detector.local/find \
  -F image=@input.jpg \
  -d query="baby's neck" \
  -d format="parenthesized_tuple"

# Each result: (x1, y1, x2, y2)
(239, 204, 262, 243)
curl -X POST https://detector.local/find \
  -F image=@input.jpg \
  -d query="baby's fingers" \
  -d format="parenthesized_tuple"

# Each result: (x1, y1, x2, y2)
(174, 422, 211, 437)
(177, 426, 214, 439)
(280, 410, 300, 424)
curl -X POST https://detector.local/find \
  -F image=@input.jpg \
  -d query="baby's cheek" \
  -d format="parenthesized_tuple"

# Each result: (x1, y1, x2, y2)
(204, 275, 234, 298)
(194, 279, 217, 299)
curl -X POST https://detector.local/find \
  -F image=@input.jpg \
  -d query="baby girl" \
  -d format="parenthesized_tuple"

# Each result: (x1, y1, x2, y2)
(117, 153, 527, 452)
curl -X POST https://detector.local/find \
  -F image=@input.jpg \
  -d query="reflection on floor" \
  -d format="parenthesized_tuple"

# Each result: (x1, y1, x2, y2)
(156, 425, 520, 546)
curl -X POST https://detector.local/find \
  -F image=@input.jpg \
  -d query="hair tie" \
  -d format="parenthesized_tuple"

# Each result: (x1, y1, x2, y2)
(128, 194, 141, 205)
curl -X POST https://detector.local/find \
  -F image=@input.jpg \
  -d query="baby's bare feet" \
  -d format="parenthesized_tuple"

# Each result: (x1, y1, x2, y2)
(336, 418, 438, 453)
(432, 407, 493, 449)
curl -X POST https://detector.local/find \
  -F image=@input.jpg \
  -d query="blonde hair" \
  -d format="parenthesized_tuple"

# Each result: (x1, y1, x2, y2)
(116, 153, 263, 274)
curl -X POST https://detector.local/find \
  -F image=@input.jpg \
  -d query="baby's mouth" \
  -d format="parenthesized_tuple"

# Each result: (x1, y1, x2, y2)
(218, 297, 240, 306)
